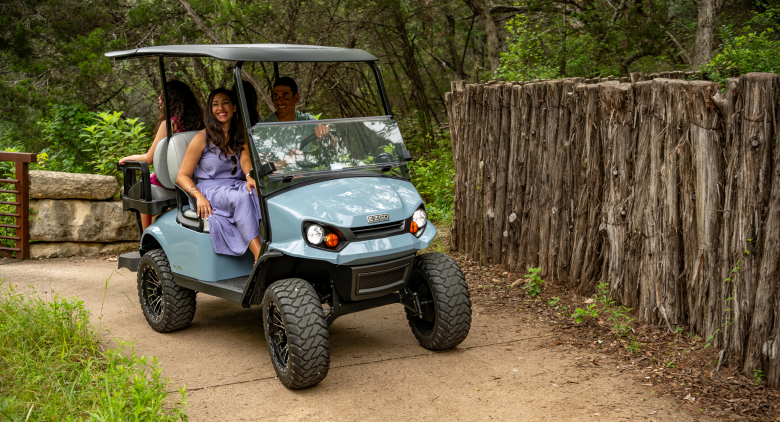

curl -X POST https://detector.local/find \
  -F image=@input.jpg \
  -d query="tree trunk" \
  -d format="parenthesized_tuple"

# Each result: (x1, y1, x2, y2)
(445, 15, 466, 80)
(462, 0, 500, 72)
(692, 0, 725, 69)
(390, 0, 434, 135)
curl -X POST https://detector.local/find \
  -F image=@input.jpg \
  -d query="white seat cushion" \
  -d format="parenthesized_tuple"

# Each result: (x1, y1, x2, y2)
(167, 131, 200, 184)
(150, 184, 176, 201)
(152, 136, 175, 189)
(182, 208, 209, 232)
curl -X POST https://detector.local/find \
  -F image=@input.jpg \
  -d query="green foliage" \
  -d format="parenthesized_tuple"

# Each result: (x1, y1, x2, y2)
(0, 281, 187, 420)
(702, 4, 780, 88)
(571, 303, 599, 323)
(523, 267, 544, 298)
(595, 281, 616, 307)
(753, 369, 764, 384)
(605, 307, 635, 337)
(408, 127, 455, 224)
(627, 339, 642, 354)
(496, 14, 563, 81)
(81, 111, 151, 177)
(35, 101, 96, 174)
(547, 297, 561, 307)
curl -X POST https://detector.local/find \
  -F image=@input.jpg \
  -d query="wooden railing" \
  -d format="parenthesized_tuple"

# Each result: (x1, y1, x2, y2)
(0, 152, 37, 260)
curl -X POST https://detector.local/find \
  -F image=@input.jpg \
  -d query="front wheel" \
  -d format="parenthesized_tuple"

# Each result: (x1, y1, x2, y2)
(405, 252, 472, 350)
(137, 249, 196, 333)
(262, 278, 330, 389)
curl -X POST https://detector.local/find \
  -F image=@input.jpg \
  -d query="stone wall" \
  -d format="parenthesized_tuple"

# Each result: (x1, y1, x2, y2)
(28, 171, 138, 258)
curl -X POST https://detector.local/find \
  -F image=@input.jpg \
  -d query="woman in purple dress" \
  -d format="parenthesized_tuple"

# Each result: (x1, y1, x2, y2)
(176, 88, 263, 262)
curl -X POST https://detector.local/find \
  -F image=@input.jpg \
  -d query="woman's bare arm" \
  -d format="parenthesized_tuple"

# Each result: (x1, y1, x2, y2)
(176, 132, 212, 217)
(239, 140, 257, 194)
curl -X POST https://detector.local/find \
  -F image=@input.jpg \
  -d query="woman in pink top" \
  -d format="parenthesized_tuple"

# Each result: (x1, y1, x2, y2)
(119, 80, 204, 229)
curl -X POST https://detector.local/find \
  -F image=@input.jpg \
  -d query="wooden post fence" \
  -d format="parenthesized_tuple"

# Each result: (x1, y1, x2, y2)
(0, 152, 37, 260)
(446, 72, 780, 387)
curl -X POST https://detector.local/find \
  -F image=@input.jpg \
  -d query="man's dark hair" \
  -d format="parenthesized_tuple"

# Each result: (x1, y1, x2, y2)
(273, 77, 298, 95)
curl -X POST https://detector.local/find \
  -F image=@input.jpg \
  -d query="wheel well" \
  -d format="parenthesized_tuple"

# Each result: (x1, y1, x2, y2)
(140, 235, 162, 256)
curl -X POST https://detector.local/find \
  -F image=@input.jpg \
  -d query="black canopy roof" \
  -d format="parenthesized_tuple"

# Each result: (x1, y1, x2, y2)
(105, 44, 378, 62)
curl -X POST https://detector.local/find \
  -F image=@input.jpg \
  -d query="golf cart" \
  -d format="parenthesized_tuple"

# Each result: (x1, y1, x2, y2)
(108, 44, 471, 389)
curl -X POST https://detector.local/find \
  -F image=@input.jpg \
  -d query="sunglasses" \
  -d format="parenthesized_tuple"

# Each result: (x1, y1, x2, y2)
(231, 155, 238, 176)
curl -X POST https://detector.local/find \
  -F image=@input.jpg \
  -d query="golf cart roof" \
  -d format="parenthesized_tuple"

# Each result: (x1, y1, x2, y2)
(105, 44, 378, 62)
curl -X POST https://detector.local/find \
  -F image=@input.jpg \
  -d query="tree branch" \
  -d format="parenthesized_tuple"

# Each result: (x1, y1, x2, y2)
(174, 0, 275, 111)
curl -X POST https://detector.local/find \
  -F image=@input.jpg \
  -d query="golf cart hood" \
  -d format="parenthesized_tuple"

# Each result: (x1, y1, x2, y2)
(265, 176, 435, 266)
(266, 177, 422, 227)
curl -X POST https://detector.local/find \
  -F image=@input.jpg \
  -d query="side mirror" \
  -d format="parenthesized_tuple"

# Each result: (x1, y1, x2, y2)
(402, 151, 413, 162)
(260, 161, 276, 177)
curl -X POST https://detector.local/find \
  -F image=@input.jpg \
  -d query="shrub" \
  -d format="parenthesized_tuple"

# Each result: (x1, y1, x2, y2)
(35, 101, 96, 174)
(81, 111, 150, 177)
(408, 127, 455, 224)
(702, 4, 780, 87)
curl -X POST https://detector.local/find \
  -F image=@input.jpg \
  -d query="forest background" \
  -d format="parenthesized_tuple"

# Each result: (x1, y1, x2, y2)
(1, 0, 779, 223)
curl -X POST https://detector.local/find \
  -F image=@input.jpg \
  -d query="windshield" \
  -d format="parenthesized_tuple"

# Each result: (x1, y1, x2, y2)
(251, 117, 410, 195)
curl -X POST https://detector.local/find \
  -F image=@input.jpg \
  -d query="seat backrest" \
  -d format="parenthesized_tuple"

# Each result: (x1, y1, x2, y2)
(166, 131, 201, 185)
(152, 136, 174, 189)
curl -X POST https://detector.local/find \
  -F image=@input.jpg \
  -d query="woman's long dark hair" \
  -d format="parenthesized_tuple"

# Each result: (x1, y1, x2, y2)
(204, 88, 244, 159)
(156, 80, 205, 132)
(231, 80, 260, 126)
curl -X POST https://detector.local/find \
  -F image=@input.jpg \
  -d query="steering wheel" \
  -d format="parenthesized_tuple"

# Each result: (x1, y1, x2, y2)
(299, 128, 338, 151)
(296, 129, 340, 170)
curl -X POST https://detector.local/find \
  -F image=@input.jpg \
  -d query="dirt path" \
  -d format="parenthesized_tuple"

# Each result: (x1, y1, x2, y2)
(1, 258, 717, 421)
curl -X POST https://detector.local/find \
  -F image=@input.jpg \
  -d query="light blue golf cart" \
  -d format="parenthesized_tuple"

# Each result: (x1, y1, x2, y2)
(109, 44, 471, 389)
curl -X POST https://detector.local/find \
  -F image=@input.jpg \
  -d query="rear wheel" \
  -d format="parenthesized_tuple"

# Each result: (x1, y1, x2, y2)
(405, 252, 472, 350)
(137, 249, 196, 333)
(262, 278, 330, 389)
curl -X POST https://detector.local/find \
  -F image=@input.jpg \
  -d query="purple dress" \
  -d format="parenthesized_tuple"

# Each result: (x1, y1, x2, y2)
(192, 142, 263, 256)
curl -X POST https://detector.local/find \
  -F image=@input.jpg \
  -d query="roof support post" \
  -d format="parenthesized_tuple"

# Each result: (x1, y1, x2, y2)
(368, 62, 392, 116)
(273, 62, 280, 81)
(158, 56, 172, 140)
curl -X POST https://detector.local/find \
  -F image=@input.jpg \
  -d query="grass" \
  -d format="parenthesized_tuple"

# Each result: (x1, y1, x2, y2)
(0, 281, 187, 421)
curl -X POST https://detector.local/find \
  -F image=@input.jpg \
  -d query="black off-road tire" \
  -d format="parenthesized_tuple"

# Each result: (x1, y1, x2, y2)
(405, 252, 472, 350)
(137, 249, 196, 333)
(262, 278, 330, 389)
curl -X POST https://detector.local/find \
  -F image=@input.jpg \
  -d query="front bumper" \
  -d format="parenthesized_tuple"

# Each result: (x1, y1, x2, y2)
(267, 222, 437, 266)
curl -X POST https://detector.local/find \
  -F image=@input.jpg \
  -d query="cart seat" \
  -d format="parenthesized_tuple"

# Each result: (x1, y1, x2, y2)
(118, 136, 177, 220)
(167, 131, 210, 233)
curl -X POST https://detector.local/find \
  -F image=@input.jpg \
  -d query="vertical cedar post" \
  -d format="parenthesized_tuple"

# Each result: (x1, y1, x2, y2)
(16, 160, 30, 259)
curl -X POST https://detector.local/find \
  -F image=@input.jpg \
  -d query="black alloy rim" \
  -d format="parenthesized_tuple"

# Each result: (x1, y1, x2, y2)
(412, 274, 436, 334)
(142, 266, 164, 321)
(268, 302, 289, 372)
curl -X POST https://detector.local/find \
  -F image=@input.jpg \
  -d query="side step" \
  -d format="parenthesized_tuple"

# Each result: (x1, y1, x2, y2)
(173, 274, 249, 302)
(118, 251, 141, 272)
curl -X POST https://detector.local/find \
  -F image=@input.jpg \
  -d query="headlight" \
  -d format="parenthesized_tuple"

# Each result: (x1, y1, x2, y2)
(412, 209, 427, 228)
(306, 224, 324, 245)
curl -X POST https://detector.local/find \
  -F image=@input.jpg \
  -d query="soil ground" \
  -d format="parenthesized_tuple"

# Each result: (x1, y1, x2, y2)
(0, 257, 726, 422)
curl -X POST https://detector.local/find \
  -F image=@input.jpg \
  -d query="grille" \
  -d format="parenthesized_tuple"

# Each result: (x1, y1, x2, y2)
(351, 220, 404, 239)
(357, 265, 408, 293)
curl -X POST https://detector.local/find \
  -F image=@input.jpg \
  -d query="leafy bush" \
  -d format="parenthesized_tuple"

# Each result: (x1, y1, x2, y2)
(0, 281, 187, 420)
(408, 127, 455, 224)
(35, 101, 96, 174)
(81, 111, 151, 177)
(702, 4, 780, 87)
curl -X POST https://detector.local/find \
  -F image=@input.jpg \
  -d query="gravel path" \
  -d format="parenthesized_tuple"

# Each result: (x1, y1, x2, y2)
(1, 257, 716, 421)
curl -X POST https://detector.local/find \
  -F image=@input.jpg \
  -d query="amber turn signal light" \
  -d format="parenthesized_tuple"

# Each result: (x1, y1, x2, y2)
(325, 233, 339, 248)
(410, 221, 418, 234)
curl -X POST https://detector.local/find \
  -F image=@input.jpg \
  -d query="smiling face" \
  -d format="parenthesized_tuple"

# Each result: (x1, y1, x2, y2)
(211, 92, 236, 127)
(272, 85, 299, 121)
